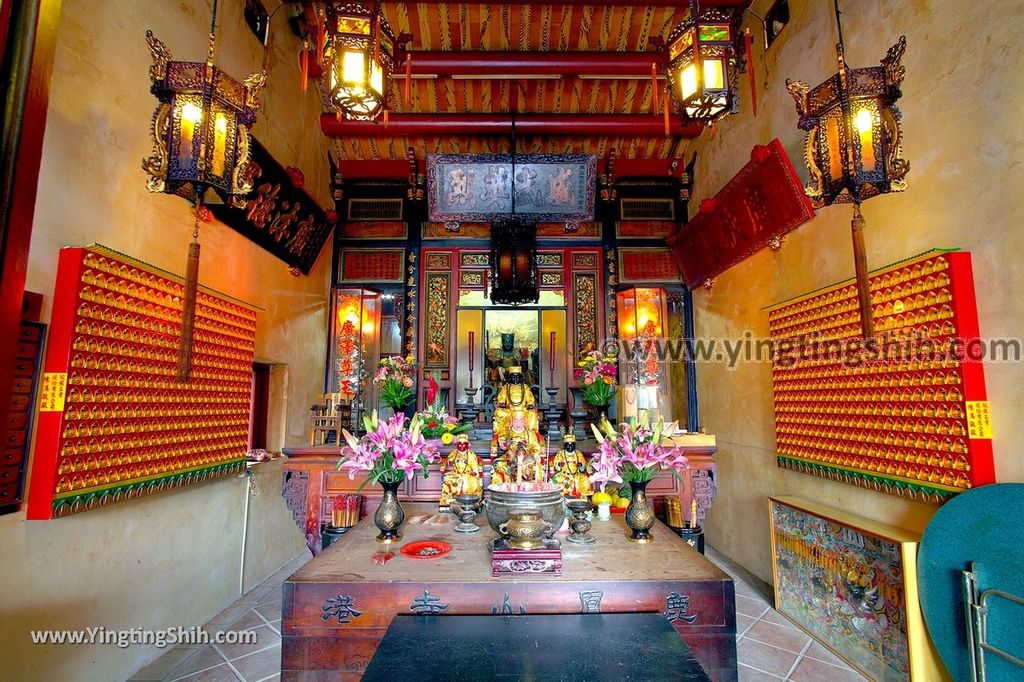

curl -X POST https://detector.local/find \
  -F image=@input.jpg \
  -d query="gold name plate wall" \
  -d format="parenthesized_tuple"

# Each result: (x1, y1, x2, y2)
(27, 245, 257, 519)
(767, 250, 993, 502)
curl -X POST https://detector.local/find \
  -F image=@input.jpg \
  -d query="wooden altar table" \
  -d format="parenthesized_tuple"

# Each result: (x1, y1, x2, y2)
(281, 433, 717, 554)
(281, 503, 737, 682)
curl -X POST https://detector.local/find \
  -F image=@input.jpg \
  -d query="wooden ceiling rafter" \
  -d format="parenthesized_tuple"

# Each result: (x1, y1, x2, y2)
(311, 1, 749, 167)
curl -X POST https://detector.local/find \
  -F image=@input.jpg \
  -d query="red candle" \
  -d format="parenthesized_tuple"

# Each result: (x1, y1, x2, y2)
(468, 331, 475, 371)
(549, 331, 556, 372)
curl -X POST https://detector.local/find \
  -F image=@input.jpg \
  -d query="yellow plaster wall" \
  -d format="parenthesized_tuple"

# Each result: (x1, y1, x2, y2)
(690, 0, 1024, 583)
(1, 1, 329, 678)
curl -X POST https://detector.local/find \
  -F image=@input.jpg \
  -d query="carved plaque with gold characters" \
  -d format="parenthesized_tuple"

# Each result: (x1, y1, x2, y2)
(27, 245, 257, 519)
(208, 138, 333, 275)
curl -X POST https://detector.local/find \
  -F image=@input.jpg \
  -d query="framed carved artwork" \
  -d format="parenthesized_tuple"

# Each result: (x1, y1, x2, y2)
(769, 496, 944, 681)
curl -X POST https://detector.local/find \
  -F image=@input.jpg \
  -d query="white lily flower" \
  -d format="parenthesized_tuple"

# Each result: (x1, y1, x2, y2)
(341, 428, 360, 450)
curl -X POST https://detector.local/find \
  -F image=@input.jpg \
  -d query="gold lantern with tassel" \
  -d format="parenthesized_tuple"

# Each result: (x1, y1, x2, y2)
(143, 0, 265, 380)
(785, 0, 908, 338)
(665, 0, 741, 124)
(323, 1, 396, 121)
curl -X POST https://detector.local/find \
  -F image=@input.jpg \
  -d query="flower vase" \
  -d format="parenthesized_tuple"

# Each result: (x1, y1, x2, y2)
(374, 478, 405, 544)
(624, 479, 656, 543)
(584, 403, 608, 431)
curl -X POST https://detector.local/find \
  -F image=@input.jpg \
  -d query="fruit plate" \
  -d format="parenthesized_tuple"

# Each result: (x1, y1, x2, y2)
(611, 507, 627, 514)
(399, 540, 452, 559)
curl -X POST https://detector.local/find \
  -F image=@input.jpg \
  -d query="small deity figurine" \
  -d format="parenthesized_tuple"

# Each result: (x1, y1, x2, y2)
(492, 438, 546, 487)
(490, 456, 512, 486)
(550, 433, 593, 499)
(439, 434, 482, 510)
(491, 366, 542, 458)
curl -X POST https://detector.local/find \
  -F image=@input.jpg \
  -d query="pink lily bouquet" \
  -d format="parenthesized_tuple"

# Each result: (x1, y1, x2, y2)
(588, 413, 688, 489)
(338, 412, 441, 491)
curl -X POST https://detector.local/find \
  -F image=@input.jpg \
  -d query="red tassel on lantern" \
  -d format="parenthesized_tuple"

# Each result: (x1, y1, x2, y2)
(299, 45, 309, 92)
(315, 18, 325, 68)
(177, 212, 202, 382)
(745, 28, 757, 117)
(405, 55, 412, 106)
(651, 62, 659, 113)
(663, 87, 670, 136)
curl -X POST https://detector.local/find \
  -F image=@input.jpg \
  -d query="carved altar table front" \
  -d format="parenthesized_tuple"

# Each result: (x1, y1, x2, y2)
(281, 502, 737, 682)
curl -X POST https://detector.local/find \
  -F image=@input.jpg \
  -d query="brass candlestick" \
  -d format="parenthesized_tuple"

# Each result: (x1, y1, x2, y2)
(544, 385, 561, 434)
(566, 499, 596, 545)
(451, 493, 483, 533)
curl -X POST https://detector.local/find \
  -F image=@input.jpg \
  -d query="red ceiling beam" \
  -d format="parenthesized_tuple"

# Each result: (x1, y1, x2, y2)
(336, 160, 412, 178)
(321, 113, 704, 138)
(408, 50, 662, 78)
(323, 1, 747, 6)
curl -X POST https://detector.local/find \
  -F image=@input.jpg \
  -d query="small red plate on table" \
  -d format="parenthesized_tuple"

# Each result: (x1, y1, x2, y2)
(399, 541, 451, 559)
(611, 507, 627, 514)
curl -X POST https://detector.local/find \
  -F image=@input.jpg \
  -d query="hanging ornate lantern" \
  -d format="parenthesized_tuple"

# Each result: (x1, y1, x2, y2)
(490, 218, 539, 305)
(784, 1, 909, 339)
(785, 18, 908, 207)
(143, 4, 264, 204)
(665, 0, 740, 124)
(142, 0, 265, 380)
(324, 1, 397, 121)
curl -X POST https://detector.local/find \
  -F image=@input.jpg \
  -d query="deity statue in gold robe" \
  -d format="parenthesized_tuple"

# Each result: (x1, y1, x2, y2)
(550, 434, 592, 499)
(491, 366, 541, 459)
(439, 434, 482, 510)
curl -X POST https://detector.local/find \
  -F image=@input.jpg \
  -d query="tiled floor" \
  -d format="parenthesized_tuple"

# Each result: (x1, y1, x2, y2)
(132, 547, 868, 682)
(705, 547, 868, 682)
(128, 552, 309, 682)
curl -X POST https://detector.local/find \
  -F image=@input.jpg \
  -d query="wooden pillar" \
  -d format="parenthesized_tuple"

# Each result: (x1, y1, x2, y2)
(850, 203, 874, 339)
(0, 0, 62, 477)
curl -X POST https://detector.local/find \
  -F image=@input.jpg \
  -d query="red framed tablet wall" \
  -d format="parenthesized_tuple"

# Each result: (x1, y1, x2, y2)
(27, 245, 257, 519)
(768, 250, 994, 502)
